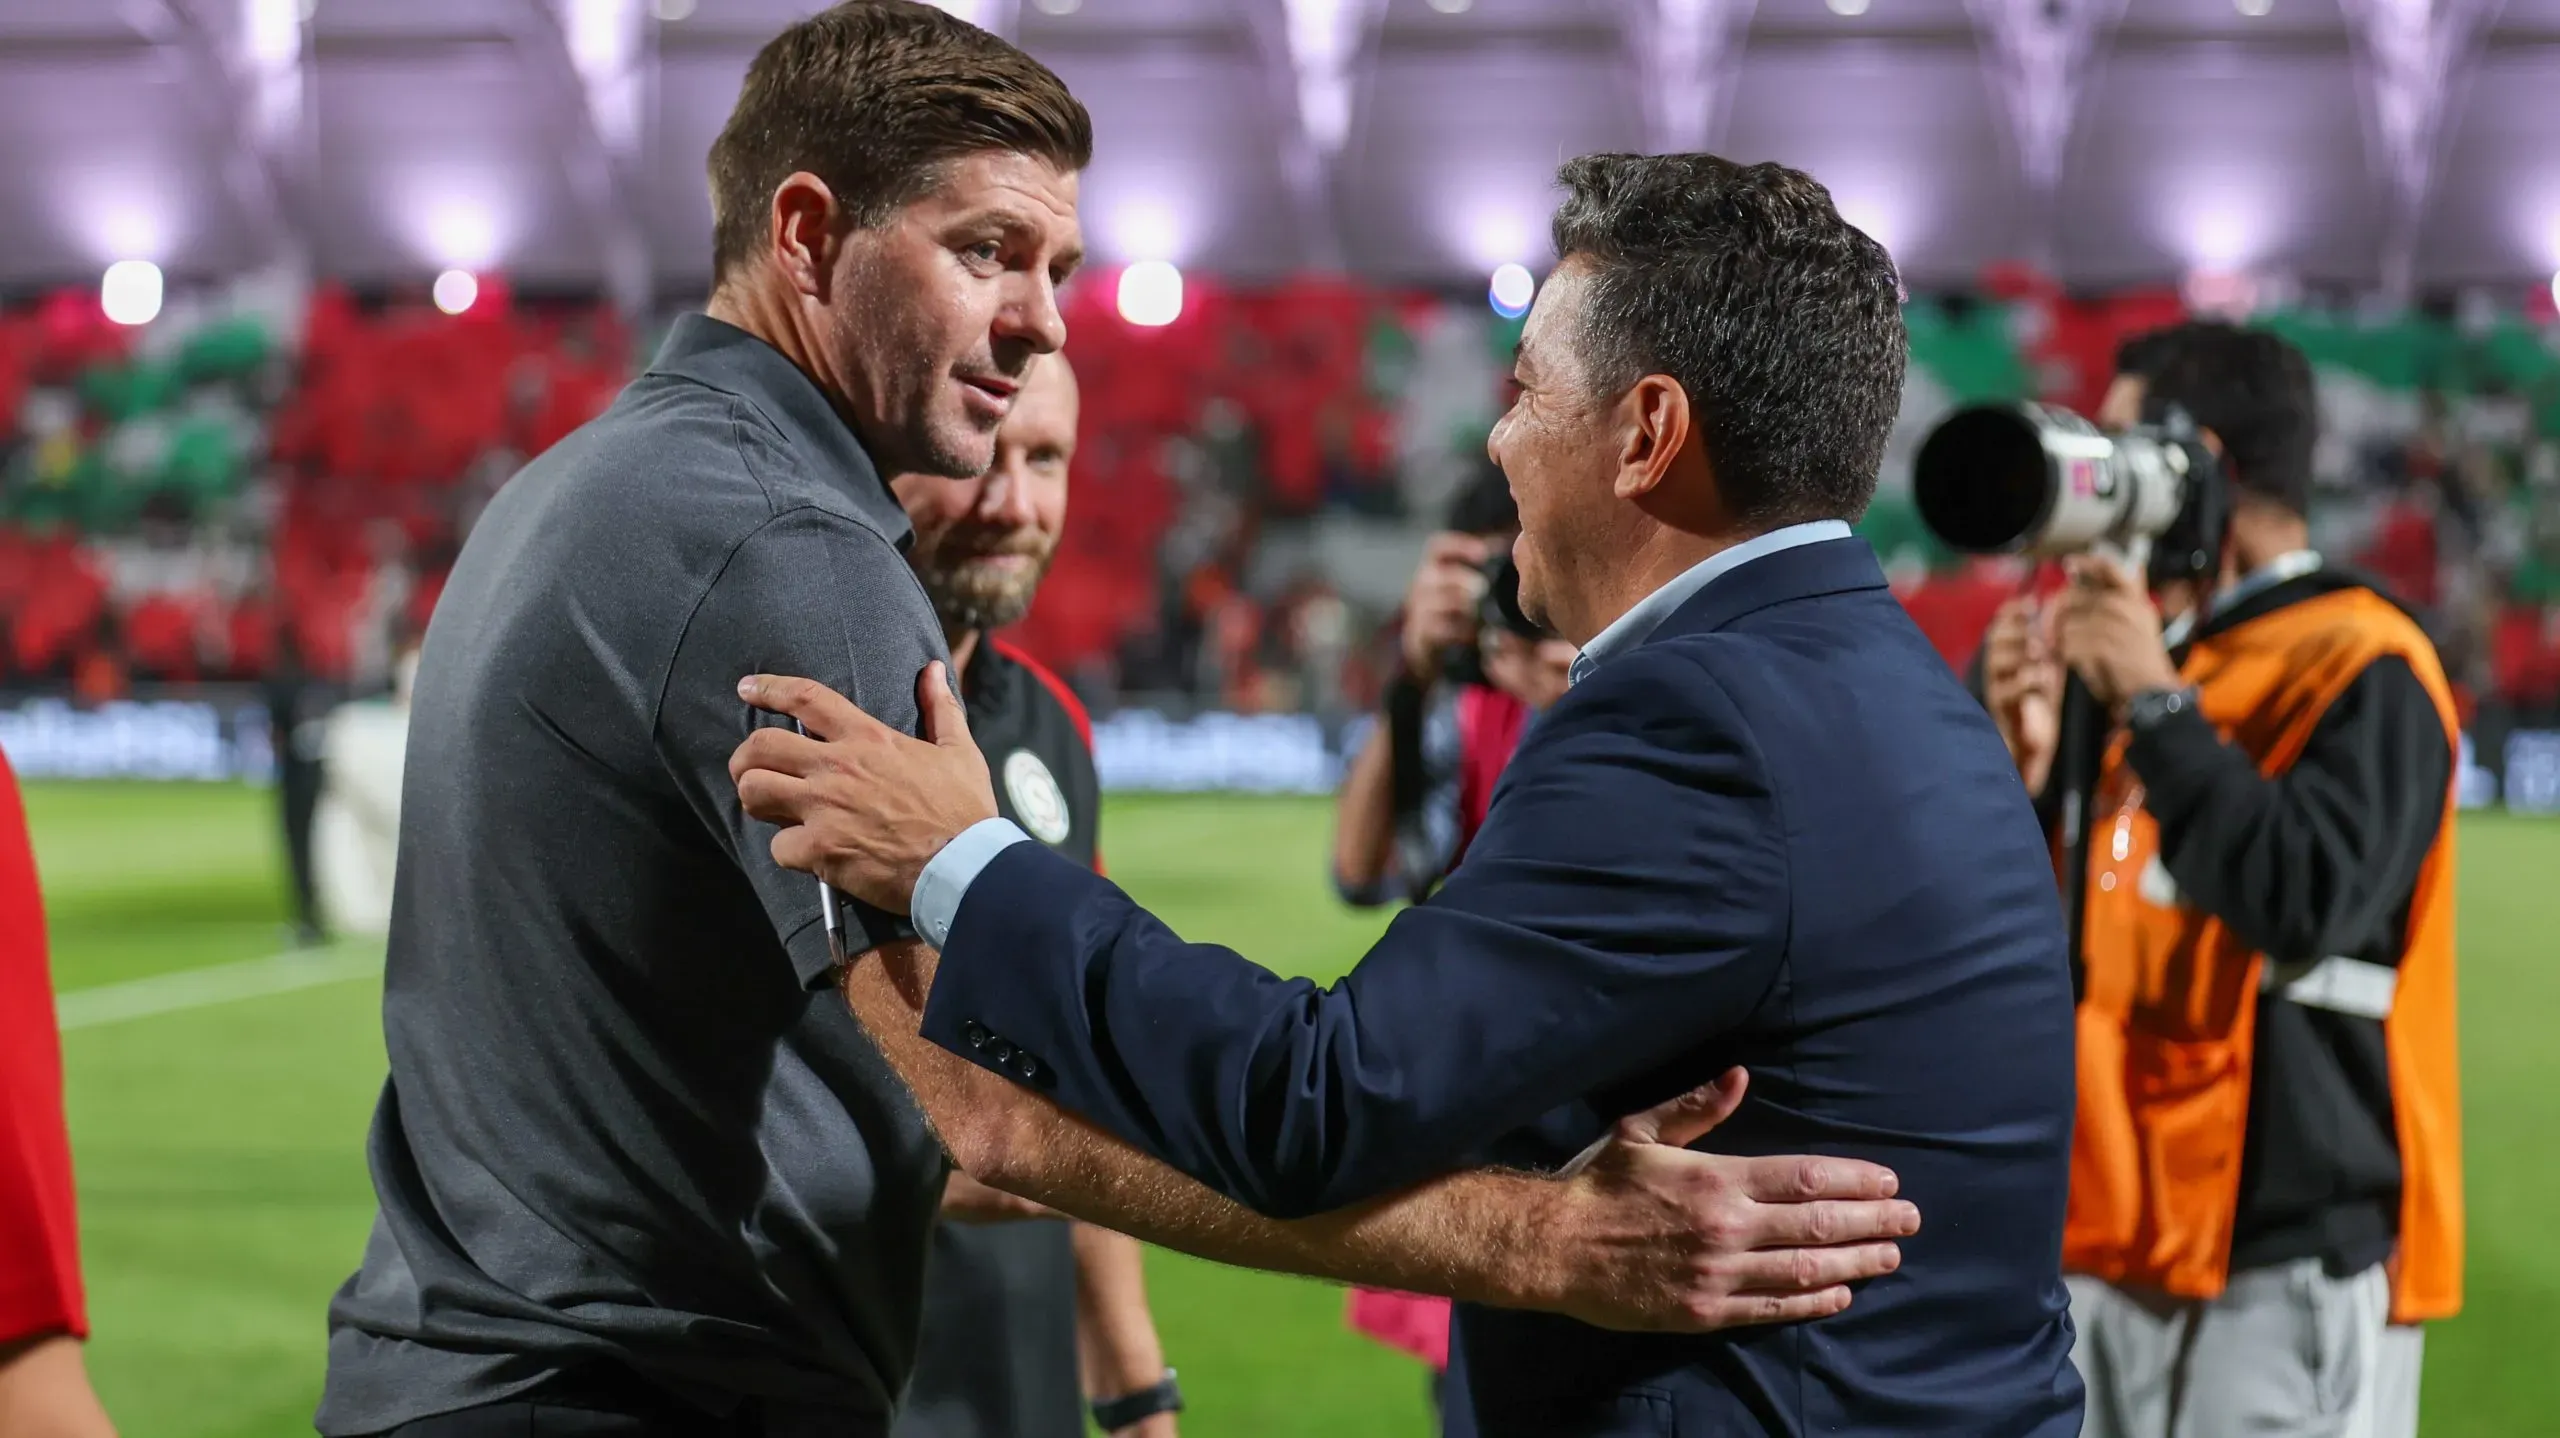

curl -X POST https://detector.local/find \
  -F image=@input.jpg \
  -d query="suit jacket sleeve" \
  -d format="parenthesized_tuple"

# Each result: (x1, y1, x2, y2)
(917, 644, 1792, 1219)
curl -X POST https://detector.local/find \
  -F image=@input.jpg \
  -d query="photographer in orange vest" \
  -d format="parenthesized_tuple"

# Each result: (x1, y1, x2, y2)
(1981, 323, 2461, 1438)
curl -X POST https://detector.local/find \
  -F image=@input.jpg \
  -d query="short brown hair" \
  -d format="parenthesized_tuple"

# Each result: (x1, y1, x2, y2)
(1551, 153, 1905, 528)
(706, 1, 1092, 282)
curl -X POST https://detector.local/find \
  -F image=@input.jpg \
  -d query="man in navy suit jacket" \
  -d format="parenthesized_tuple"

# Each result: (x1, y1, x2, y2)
(734, 153, 2084, 1436)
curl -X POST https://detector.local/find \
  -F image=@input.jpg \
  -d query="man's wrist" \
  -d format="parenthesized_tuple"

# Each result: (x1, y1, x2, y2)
(2121, 684, 2200, 734)
(1090, 1370, 1182, 1431)
(1087, 1330, 1171, 1409)
(1484, 1174, 1576, 1310)
(911, 816, 1033, 948)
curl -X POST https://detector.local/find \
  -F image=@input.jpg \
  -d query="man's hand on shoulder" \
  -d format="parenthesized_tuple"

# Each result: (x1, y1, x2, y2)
(731, 664, 997, 912)
(1508, 1069, 1918, 1332)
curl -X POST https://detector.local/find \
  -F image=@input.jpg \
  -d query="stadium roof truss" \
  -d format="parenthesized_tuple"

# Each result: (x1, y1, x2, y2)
(0, 0, 2555, 297)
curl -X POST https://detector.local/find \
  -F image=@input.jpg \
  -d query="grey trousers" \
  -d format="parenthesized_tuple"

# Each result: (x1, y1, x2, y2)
(2067, 1263, 2424, 1438)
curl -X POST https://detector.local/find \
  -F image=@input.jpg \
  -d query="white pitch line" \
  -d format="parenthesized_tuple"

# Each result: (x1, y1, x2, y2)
(55, 943, 383, 1032)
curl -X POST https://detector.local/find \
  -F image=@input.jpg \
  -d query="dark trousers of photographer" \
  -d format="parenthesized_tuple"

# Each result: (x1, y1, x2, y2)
(2059, 574, 2462, 1438)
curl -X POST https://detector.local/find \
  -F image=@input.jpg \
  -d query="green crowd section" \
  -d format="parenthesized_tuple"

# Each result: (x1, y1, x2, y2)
(6, 317, 274, 532)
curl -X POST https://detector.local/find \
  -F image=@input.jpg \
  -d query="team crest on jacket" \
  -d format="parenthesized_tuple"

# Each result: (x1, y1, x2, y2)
(1003, 749, 1072, 846)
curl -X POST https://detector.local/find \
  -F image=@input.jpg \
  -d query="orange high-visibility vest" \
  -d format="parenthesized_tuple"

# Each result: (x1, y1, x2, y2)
(2062, 585, 2463, 1324)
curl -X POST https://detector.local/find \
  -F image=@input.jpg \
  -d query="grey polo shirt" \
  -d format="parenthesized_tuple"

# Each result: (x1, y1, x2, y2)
(317, 314, 951, 1434)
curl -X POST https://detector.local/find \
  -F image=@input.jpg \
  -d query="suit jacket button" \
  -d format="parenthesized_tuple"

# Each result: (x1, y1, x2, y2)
(962, 1021, 990, 1050)
(990, 1039, 1017, 1064)
(1014, 1053, 1041, 1081)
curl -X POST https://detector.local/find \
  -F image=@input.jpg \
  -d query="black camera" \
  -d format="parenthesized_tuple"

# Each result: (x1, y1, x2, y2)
(1912, 401, 2228, 588)
(1479, 551, 1542, 640)
(1440, 550, 1548, 687)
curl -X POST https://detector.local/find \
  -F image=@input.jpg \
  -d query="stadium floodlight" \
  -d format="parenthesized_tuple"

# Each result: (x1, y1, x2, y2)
(1488, 263, 1535, 319)
(101, 261, 163, 327)
(433, 270, 481, 317)
(1117, 261, 1184, 328)
(248, 0, 302, 66)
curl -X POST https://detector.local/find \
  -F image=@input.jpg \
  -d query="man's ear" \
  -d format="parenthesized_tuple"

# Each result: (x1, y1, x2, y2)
(770, 171, 845, 303)
(2198, 425, 2249, 509)
(1614, 374, 1692, 501)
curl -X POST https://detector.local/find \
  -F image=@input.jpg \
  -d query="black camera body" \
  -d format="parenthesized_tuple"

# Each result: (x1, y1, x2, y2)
(1438, 549, 1547, 688)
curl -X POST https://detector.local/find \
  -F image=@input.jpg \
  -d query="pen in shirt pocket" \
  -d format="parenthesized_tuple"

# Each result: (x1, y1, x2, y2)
(792, 717, 848, 965)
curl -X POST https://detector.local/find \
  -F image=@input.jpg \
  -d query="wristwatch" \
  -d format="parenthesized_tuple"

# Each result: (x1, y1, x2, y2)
(1091, 1370, 1183, 1432)
(2123, 685, 2200, 734)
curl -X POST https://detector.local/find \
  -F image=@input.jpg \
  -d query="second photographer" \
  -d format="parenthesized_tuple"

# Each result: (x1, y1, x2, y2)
(1980, 323, 2464, 1438)
(1330, 463, 1576, 908)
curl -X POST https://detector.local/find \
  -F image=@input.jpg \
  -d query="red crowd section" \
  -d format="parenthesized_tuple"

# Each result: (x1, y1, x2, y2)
(4, 277, 2556, 722)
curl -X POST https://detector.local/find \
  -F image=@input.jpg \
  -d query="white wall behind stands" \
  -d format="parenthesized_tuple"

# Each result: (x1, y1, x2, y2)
(0, 696, 274, 782)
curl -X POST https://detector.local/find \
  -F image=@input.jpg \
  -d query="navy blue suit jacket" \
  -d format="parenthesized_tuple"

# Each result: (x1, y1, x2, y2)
(921, 537, 2084, 1436)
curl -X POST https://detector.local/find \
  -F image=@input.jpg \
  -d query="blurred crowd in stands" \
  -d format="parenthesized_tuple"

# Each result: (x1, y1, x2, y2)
(5, 264, 2559, 728)
(0, 274, 624, 703)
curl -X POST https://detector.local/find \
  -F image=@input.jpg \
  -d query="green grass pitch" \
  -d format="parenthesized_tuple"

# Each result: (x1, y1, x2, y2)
(28, 781, 2560, 1436)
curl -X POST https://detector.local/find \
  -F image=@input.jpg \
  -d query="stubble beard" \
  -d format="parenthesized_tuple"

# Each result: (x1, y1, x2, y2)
(902, 398, 1000, 482)
(914, 544, 1055, 634)
(829, 284, 995, 481)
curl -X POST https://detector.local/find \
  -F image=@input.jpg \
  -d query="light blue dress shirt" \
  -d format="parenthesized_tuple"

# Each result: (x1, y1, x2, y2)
(909, 517, 1856, 948)
(1565, 519, 1852, 688)
(2158, 548, 2321, 650)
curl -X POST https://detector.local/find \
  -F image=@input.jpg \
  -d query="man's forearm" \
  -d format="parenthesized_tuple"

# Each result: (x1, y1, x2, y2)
(0, 1333, 118, 1438)
(940, 1167, 1055, 1223)
(852, 941, 1564, 1308)
(1072, 1224, 1168, 1402)
(981, 1078, 1558, 1306)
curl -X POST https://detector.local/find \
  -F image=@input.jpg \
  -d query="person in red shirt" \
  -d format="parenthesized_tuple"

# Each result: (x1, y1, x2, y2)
(0, 750, 117, 1435)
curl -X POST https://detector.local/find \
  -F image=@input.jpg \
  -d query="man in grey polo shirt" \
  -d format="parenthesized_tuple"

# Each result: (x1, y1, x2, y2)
(321, 7, 1920, 1435)
(317, 8, 1090, 1433)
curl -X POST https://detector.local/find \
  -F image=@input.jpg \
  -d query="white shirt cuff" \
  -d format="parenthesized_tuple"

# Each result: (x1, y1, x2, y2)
(912, 817, 1033, 949)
